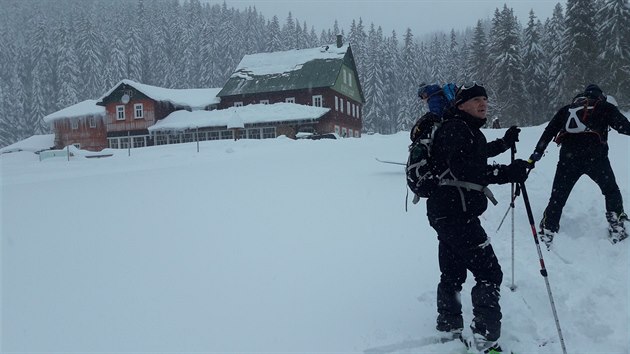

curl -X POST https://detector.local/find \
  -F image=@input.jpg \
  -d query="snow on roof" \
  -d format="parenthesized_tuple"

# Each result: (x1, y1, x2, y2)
(0, 134, 55, 153)
(42, 100, 105, 123)
(99, 79, 222, 110)
(148, 103, 330, 132)
(232, 44, 348, 80)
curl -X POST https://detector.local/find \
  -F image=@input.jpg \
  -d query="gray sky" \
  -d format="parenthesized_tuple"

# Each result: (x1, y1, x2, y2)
(208, 0, 560, 37)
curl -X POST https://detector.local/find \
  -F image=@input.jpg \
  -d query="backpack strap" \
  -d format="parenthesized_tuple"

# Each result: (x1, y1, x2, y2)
(439, 180, 498, 206)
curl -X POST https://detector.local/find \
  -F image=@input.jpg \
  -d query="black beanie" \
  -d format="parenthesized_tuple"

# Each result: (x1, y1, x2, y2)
(584, 84, 603, 99)
(455, 83, 488, 106)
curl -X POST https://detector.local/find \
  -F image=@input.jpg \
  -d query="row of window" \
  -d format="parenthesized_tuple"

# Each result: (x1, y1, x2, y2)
(107, 127, 278, 149)
(334, 96, 360, 118)
(108, 135, 150, 149)
(69, 117, 98, 130)
(334, 125, 360, 138)
(233, 96, 305, 107)
(116, 104, 144, 120)
(232, 95, 360, 119)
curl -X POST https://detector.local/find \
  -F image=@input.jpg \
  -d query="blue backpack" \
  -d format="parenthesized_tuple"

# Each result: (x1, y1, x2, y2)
(407, 83, 457, 201)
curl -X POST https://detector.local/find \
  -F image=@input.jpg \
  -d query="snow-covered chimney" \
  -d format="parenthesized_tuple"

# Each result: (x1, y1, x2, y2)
(336, 34, 343, 48)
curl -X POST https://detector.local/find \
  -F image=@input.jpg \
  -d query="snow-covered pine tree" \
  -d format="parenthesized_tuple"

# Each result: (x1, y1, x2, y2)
(596, 0, 630, 109)
(563, 0, 599, 94)
(542, 3, 570, 111)
(467, 20, 490, 84)
(522, 10, 550, 125)
(398, 28, 422, 131)
(488, 5, 526, 126)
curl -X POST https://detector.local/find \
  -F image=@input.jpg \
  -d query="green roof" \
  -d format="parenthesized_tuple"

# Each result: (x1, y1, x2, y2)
(218, 44, 364, 102)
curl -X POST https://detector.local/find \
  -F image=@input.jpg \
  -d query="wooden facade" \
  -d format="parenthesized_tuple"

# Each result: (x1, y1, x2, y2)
(217, 87, 362, 138)
(51, 114, 108, 151)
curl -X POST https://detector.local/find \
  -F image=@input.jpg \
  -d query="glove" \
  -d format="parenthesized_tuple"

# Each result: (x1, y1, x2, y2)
(504, 159, 530, 183)
(529, 151, 543, 162)
(502, 126, 520, 148)
(528, 151, 543, 168)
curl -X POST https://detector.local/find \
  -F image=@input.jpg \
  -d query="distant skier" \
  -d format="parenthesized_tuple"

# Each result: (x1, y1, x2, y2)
(529, 84, 630, 246)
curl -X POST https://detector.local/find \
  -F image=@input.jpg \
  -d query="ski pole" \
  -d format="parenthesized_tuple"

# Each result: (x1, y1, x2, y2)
(495, 184, 520, 232)
(510, 145, 516, 292)
(519, 181, 568, 354)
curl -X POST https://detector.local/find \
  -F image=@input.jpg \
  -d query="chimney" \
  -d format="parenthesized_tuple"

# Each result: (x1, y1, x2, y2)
(336, 34, 343, 48)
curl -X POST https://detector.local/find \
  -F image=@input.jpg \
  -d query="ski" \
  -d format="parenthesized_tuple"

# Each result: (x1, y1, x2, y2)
(363, 332, 463, 354)
(375, 157, 405, 166)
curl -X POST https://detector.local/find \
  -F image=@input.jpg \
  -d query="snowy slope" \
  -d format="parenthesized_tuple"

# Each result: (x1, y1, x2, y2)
(1, 125, 628, 353)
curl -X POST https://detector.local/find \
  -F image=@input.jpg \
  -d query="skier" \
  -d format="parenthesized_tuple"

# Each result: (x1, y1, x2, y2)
(427, 82, 528, 352)
(529, 84, 630, 246)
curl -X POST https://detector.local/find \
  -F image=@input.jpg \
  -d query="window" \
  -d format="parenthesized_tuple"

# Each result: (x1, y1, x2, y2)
(352, 104, 356, 118)
(156, 134, 168, 145)
(260, 100, 269, 105)
(354, 130, 360, 137)
(334, 125, 340, 135)
(285, 97, 295, 103)
(133, 136, 146, 147)
(335, 96, 339, 111)
(89, 117, 97, 128)
(357, 107, 361, 119)
(341, 127, 348, 138)
(234, 102, 243, 107)
(312, 95, 323, 107)
(340, 98, 344, 113)
(347, 71, 353, 87)
(71, 119, 78, 129)
(262, 127, 276, 139)
(208, 131, 220, 140)
(134, 104, 144, 119)
(119, 137, 130, 149)
(347, 101, 350, 114)
(109, 139, 119, 149)
(220, 130, 233, 140)
(182, 133, 195, 143)
(116, 105, 125, 120)
(247, 128, 261, 139)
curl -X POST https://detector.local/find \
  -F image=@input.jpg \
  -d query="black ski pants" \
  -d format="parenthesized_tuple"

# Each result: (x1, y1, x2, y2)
(541, 149, 624, 232)
(429, 215, 503, 341)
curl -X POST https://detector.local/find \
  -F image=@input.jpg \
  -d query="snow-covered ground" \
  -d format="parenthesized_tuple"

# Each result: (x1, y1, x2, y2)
(1, 124, 628, 353)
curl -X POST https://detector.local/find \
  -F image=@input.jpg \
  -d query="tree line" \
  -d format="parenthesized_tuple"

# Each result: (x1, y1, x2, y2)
(0, 0, 628, 147)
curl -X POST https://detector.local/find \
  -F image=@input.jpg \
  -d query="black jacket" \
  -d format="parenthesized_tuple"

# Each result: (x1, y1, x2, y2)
(534, 98, 630, 157)
(427, 109, 512, 219)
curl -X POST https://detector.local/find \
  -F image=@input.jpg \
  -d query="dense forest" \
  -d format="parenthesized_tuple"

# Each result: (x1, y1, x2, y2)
(0, 0, 628, 147)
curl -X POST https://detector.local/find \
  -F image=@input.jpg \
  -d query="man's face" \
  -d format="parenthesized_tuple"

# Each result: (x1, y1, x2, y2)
(458, 96, 488, 119)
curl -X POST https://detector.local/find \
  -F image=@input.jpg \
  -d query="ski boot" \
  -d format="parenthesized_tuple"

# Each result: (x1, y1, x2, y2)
(461, 332, 503, 353)
(607, 212, 628, 244)
(436, 328, 463, 344)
